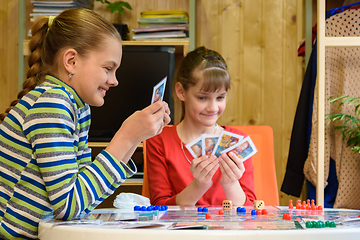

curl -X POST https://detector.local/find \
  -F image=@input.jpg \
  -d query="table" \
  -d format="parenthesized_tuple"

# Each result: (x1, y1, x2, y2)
(38, 206, 360, 240)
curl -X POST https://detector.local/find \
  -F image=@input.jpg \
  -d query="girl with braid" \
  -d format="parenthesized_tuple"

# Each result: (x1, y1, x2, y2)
(146, 47, 256, 206)
(0, 8, 170, 239)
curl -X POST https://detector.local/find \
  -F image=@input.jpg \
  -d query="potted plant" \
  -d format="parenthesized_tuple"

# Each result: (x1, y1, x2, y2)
(95, 0, 132, 40)
(326, 95, 360, 154)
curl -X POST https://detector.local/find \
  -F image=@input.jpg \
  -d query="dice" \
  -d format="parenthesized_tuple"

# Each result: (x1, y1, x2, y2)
(253, 200, 265, 210)
(222, 200, 233, 210)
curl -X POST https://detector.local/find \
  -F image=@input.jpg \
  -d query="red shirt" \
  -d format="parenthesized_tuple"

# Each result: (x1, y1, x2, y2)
(146, 124, 256, 206)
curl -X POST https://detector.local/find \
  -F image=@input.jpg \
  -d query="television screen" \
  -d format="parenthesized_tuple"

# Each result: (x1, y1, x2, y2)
(88, 45, 175, 142)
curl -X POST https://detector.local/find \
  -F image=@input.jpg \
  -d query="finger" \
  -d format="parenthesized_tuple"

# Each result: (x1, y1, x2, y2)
(144, 101, 165, 115)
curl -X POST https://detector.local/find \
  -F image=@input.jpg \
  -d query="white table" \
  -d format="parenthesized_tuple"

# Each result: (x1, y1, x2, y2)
(38, 207, 360, 240)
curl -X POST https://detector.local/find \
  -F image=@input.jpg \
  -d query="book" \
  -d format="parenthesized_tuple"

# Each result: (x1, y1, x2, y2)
(133, 24, 189, 34)
(132, 30, 187, 40)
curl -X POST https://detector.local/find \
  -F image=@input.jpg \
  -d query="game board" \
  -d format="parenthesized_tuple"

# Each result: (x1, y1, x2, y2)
(43, 204, 360, 231)
(157, 205, 360, 230)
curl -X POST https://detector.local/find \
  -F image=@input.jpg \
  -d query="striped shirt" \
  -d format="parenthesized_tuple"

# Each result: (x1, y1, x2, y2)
(0, 75, 136, 239)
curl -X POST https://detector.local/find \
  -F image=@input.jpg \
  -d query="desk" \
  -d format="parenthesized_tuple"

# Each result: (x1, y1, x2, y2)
(38, 206, 360, 240)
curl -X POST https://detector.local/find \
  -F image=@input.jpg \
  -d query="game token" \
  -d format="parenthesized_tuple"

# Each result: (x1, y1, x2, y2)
(134, 206, 141, 211)
(306, 221, 314, 228)
(256, 210, 262, 215)
(329, 221, 336, 228)
(197, 207, 203, 212)
(154, 205, 160, 210)
(202, 207, 209, 213)
(282, 214, 291, 220)
(219, 210, 224, 215)
(261, 209, 268, 215)
(251, 210, 257, 215)
(205, 213, 211, 219)
(289, 199, 293, 209)
(237, 207, 246, 214)
(140, 206, 147, 211)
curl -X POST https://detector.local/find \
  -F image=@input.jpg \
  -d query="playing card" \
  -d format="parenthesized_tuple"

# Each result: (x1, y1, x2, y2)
(221, 136, 257, 162)
(151, 76, 167, 104)
(185, 135, 203, 159)
(202, 134, 220, 156)
(212, 130, 244, 157)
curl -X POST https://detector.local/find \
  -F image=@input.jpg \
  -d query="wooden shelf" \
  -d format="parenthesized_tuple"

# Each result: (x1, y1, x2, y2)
(88, 142, 143, 148)
(122, 178, 143, 186)
(23, 39, 189, 56)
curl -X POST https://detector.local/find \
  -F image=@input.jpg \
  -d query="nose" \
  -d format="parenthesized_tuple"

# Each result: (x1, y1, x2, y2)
(206, 99, 218, 112)
(108, 73, 119, 87)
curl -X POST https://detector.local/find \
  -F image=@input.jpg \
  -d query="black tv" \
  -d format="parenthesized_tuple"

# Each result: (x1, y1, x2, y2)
(88, 45, 175, 142)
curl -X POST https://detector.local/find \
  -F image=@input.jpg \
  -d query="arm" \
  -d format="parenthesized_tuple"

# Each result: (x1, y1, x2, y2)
(25, 88, 136, 220)
(106, 101, 171, 164)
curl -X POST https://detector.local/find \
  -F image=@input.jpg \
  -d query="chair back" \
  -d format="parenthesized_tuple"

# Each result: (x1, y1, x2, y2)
(231, 125, 279, 206)
(142, 125, 279, 206)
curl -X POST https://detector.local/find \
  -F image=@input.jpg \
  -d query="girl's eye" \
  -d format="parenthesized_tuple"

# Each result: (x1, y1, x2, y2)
(198, 96, 206, 100)
(217, 96, 226, 100)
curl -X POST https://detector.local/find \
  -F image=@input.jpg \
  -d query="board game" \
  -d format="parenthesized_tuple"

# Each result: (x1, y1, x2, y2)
(46, 202, 360, 231)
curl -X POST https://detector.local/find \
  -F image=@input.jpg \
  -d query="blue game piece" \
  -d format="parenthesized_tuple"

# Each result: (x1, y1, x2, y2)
(134, 205, 141, 211)
(160, 205, 167, 211)
(197, 207, 203, 212)
(146, 206, 153, 211)
(251, 209, 257, 215)
(154, 205, 160, 210)
(237, 207, 246, 213)
(202, 207, 208, 213)
(162, 205, 168, 210)
(140, 206, 147, 211)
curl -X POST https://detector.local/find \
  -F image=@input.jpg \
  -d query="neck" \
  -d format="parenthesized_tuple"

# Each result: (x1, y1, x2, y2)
(177, 121, 220, 144)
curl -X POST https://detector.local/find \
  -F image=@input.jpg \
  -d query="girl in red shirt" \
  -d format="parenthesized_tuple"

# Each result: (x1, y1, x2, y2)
(146, 46, 256, 206)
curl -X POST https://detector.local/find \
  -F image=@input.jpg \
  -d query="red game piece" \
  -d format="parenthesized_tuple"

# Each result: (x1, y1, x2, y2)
(261, 209, 268, 215)
(296, 199, 301, 209)
(289, 199, 293, 209)
(300, 201, 306, 210)
(205, 213, 211, 219)
(307, 199, 310, 206)
(219, 210, 224, 215)
(256, 210, 262, 215)
(282, 213, 291, 220)
(317, 205, 323, 211)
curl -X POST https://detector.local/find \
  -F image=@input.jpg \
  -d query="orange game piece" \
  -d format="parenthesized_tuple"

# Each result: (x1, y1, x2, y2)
(261, 209, 268, 215)
(289, 199, 293, 209)
(256, 210, 262, 215)
(205, 213, 211, 219)
(219, 210, 224, 215)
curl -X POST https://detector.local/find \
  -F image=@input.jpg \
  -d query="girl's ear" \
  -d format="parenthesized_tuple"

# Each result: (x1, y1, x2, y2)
(62, 48, 77, 76)
(175, 82, 186, 101)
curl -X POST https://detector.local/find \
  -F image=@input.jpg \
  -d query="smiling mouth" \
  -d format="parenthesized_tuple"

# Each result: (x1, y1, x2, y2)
(98, 87, 107, 96)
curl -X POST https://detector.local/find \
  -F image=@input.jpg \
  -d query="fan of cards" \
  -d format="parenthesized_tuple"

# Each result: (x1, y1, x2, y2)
(185, 130, 257, 162)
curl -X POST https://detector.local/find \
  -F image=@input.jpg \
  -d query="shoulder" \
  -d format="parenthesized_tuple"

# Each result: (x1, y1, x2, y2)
(223, 126, 248, 137)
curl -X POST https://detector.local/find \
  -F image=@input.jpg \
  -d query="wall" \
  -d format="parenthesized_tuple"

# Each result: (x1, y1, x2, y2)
(0, 1, 19, 116)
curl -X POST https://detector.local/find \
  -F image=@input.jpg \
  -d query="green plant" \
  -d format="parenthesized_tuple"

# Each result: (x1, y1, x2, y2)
(326, 95, 360, 154)
(95, 0, 132, 14)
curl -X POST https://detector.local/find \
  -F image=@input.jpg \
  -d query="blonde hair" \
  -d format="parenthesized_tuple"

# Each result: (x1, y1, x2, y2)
(175, 46, 230, 121)
(0, 8, 121, 123)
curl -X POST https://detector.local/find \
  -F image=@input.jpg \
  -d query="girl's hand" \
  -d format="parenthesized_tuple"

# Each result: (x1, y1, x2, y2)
(218, 152, 245, 187)
(190, 155, 219, 189)
(115, 101, 171, 144)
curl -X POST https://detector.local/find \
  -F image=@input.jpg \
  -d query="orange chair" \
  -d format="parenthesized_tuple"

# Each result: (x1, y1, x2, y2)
(142, 125, 279, 206)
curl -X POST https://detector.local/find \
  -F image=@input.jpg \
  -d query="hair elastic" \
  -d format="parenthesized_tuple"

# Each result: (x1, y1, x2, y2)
(48, 16, 56, 27)
(202, 54, 220, 61)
